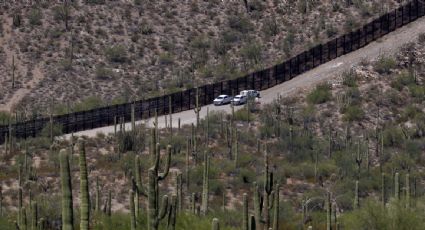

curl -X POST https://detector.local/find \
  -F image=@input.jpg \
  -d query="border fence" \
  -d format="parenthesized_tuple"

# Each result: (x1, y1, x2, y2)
(1, 0, 424, 144)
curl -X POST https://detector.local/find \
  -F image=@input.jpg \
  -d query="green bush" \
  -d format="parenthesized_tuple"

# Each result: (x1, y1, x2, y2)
(374, 56, 397, 74)
(408, 85, 425, 99)
(105, 45, 127, 63)
(240, 41, 262, 65)
(307, 84, 332, 104)
(158, 52, 174, 65)
(391, 70, 415, 91)
(342, 105, 364, 122)
(28, 8, 42, 26)
(228, 14, 253, 33)
(95, 66, 114, 80)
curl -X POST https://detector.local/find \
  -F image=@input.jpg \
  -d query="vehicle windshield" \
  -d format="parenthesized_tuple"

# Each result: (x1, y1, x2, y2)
(217, 96, 225, 99)
(234, 96, 242, 99)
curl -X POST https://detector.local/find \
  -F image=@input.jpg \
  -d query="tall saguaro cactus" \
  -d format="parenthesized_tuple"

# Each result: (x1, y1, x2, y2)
(194, 88, 201, 128)
(394, 172, 400, 200)
(243, 193, 248, 230)
(381, 173, 386, 206)
(272, 184, 280, 230)
(326, 192, 332, 230)
(405, 173, 410, 209)
(354, 180, 359, 209)
(148, 144, 172, 230)
(130, 190, 136, 230)
(253, 147, 277, 230)
(31, 201, 37, 230)
(59, 149, 74, 230)
(201, 151, 210, 215)
(79, 139, 90, 230)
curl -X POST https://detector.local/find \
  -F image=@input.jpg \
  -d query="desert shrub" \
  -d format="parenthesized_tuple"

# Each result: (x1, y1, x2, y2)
(95, 66, 114, 80)
(228, 14, 253, 33)
(105, 45, 127, 63)
(86, 0, 105, 4)
(240, 41, 262, 65)
(391, 71, 415, 90)
(52, 5, 70, 25)
(326, 23, 338, 38)
(28, 8, 42, 26)
(418, 33, 425, 44)
(40, 122, 63, 139)
(141, 22, 154, 35)
(342, 199, 425, 230)
(342, 70, 358, 87)
(233, 108, 250, 122)
(307, 84, 332, 104)
(13, 12, 22, 28)
(0, 111, 11, 125)
(73, 96, 104, 112)
(408, 85, 425, 99)
(374, 56, 396, 74)
(402, 105, 423, 121)
(342, 105, 364, 122)
(158, 52, 174, 65)
(382, 126, 405, 147)
(262, 16, 279, 37)
(212, 38, 230, 56)
(190, 35, 211, 50)
(0, 217, 15, 230)
(221, 30, 240, 44)
(282, 30, 295, 56)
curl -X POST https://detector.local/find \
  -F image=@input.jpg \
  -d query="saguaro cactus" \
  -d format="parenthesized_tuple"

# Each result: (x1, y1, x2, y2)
(272, 184, 280, 230)
(176, 172, 183, 212)
(79, 139, 90, 230)
(250, 215, 256, 230)
(194, 88, 201, 128)
(59, 149, 74, 230)
(0, 186, 2, 217)
(201, 151, 210, 215)
(212, 218, 219, 230)
(95, 177, 100, 213)
(186, 137, 190, 191)
(381, 173, 386, 206)
(31, 201, 37, 230)
(253, 147, 277, 230)
(131, 103, 136, 131)
(148, 144, 172, 230)
(326, 192, 332, 230)
(130, 190, 136, 230)
(167, 195, 177, 230)
(354, 180, 359, 209)
(243, 193, 248, 230)
(394, 172, 400, 200)
(405, 173, 410, 209)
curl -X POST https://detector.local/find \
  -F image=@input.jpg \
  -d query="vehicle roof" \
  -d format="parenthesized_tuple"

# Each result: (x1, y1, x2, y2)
(217, 94, 229, 97)
(234, 95, 244, 97)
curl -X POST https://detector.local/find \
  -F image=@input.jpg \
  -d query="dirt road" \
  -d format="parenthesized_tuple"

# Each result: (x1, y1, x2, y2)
(64, 16, 425, 138)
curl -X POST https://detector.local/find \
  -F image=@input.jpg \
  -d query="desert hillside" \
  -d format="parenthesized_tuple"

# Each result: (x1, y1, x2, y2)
(0, 0, 400, 115)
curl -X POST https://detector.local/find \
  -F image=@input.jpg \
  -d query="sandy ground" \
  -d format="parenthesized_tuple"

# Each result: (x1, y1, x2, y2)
(63, 16, 425, 138)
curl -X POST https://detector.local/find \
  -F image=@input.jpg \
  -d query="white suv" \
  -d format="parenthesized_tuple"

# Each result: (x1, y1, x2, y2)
(240, 90, 260, 98)
(231, 95, 247, 105)
(213, 95, 232, 105)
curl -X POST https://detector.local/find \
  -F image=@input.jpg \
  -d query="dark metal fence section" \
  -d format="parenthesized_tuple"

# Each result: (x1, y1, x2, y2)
(0, 0, 424, 144)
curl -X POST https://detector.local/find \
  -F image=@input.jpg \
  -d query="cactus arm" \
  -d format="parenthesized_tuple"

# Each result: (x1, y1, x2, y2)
(158, 195, 169, 220)
(154, 143, 160, 172)
(159, 145, 172, 180)
(79, 139, 90, 230)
